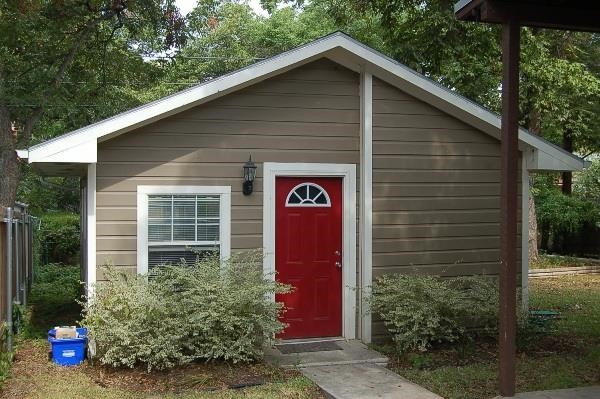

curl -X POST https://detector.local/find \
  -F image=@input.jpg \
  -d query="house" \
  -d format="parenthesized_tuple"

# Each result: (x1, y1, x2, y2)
(19, 32, 584, 343)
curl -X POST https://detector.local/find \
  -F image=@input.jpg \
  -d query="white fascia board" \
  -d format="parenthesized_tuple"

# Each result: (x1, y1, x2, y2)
(327, 41, 585, 171)
(530, 148, 584, 171)
(524, 136, 584, 171)
(29, 139, 97, 163)
(16, 150, 28, 159)
(25, 36, 348, 163)
(328, 47, 503, 140)
(25, 32, 584, 170)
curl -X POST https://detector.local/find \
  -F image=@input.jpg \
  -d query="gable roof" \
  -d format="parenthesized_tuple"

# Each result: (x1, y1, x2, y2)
(21, 31, 584, 172)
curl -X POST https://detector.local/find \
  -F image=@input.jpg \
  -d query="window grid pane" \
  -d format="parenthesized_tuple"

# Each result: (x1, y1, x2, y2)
(148, 194, 221, 244)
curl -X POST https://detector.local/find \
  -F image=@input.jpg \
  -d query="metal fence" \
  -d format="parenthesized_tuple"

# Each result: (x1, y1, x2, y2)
(0, 204, 35, 351)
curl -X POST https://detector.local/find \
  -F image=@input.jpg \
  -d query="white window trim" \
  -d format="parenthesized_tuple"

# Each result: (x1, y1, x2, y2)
(263, 162, 357, 340)
(137, 185, 231, 274)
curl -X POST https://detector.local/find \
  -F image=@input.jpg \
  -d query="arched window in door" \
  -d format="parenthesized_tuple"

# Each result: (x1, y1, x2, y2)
(285, 182, 331, 207)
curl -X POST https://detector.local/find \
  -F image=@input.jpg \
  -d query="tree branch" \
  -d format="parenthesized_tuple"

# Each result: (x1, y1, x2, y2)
(581, 150, 596, 159)
(21, 7, 121, 144)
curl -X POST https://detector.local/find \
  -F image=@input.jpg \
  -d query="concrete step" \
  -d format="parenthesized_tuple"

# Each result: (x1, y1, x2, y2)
(264, 339, 388, 368)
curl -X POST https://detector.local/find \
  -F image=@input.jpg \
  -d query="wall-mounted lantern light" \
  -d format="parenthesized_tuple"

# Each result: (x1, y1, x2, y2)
(242, 155, 257, 196)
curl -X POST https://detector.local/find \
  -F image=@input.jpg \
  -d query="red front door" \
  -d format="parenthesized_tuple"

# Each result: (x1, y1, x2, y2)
(275, 177, 343, 339)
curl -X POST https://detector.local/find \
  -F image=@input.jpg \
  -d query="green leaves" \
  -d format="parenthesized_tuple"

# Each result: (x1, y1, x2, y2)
(152, 2, 336, 99)
(533, 170, 600, 255)
(534, 172, 600, 234)
(0, 0, 185, 146)
(521, 30, 600, 153)
(81, 250, 291, 371)
(37, 212, 81, 265)
(370, 275, 500, 353)
(574, 158, 600, 205)
(314, 0, 598, 155)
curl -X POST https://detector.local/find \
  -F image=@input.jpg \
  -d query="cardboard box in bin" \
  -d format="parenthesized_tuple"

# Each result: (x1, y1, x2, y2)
(54, 326, 77, 339)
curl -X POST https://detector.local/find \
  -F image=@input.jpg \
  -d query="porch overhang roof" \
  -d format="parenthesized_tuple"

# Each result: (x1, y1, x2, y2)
(455, 0, 600, 32)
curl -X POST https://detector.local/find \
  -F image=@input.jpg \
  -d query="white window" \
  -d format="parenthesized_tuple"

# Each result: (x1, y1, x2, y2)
(137, 186, 231, 274)
(285, 182, 331, 207)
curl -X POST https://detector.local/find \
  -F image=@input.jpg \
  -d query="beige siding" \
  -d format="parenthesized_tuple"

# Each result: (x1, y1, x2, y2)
(371, 78, 522, 340)
(95, 60, 524, 341)
(95, 59, 360, 274)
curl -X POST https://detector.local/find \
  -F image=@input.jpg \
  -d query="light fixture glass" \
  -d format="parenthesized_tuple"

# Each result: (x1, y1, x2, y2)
(243, 155, 257, 195)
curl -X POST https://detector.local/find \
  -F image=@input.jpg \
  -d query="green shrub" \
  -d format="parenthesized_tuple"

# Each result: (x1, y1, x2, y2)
(574, 158, 600, 205)
(444, 276, 499, 334)
(370, 275, 500, 352)
(38, 213, 80, 265)
(30, 263, 81, 307)
(535, 187, 599, 235)
(370, 275, 458, 352)
(0, 323, 14, 386)
(82, 251, 291, 371)
(371, 274, 552, 354)
(24, 263, 82, 337)
(533, 173, 600, 255)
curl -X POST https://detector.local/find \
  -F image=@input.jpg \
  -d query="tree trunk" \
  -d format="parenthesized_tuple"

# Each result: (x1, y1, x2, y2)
(561, 129, 573, 195)
(0, 106, 20, 208)
(528, 192, 539, 261)
(0, 12, 114, 209)
(527, 109, 541, 262)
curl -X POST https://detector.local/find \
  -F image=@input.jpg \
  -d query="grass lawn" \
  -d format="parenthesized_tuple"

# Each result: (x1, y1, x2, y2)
(384, 275, 600, 399)
(531, 254, 600, 269)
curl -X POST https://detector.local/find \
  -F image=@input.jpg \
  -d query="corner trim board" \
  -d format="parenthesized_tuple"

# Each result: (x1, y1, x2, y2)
(360, 71, 373, 343)
(262, 162, 357, 340)
(86, 163, 96, 296)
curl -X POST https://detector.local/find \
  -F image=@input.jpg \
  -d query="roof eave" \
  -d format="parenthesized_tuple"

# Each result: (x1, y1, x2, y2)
(25, 31, 584, 171)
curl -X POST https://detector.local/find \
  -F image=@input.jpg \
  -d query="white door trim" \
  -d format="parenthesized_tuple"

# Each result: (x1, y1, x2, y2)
(263, 162, 357, 339)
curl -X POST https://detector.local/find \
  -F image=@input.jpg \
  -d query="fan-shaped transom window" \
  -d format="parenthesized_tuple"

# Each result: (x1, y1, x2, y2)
(286, 183, 331, 207)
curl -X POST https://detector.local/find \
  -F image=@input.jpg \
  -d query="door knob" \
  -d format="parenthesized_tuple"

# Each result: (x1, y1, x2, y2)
(334, 250, 341, 256)
(335, 261, 342, 268)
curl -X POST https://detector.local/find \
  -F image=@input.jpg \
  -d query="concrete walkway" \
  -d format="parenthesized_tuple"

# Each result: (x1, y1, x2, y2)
(301, 362, 443, 399)
(265, 339, 442, 399)
(498, 386, 600, 399)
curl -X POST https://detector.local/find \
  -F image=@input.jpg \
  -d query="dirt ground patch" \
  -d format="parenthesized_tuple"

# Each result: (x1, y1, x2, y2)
(84, 355, 302, 393)
(0, 340, 322, 399)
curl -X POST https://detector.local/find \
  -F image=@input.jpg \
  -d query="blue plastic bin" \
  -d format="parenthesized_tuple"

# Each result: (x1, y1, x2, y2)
(47, 328, 87, 366)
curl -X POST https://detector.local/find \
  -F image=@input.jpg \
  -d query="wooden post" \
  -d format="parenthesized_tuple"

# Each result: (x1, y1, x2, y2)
(499, 18, 520, 397)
